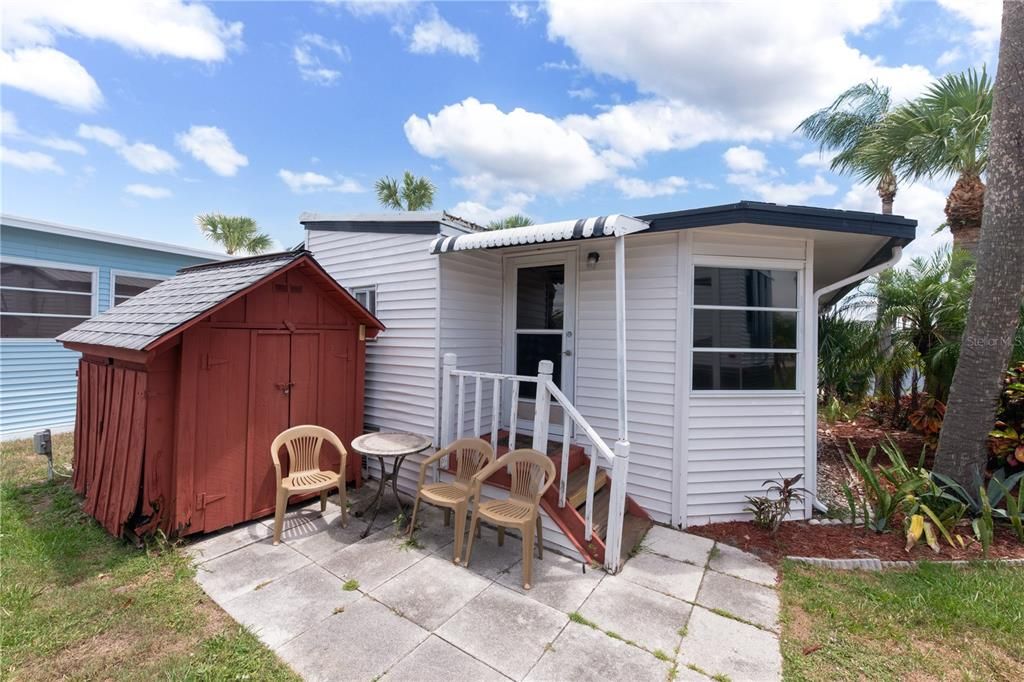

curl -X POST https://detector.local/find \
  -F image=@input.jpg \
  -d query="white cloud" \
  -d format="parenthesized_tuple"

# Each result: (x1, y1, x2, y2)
(936, 0, 1002, 53)
(562, 99, 770, 162)
(176, 126, 247, 176)
(508, 3, 534, 25)
(124, 183, 172, 199)
(545, 0, 932, 138)
(2, 0, 244, 61)
(294, 33, 347, 85)
(2, 145, 63, 173)
(838, 178, 953, 262)
(404, 97, 611, 196)
(567, 87, 596, 100)
(77, 124, 124, 148)
(723, 145, 767, 173)
(936, 47, 963, 67)
(796, 150, 838, 170)
(278, 169, 365, 194)
(450, 192, 534, 226)
(1, 108, 86, 154)
(615, 175, 688, 199)
(2, 1, 242, 111)
(0, 47, 103, 111)
(728, 168, 837, 205)
(78, 124, 178, 173)
(409, 10, 480, 60)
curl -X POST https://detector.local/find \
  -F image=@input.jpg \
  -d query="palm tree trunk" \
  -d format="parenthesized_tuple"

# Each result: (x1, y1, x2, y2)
(934, 2, 1024, 485)
(876, 170, 897, 215)
(944, 173, 986, 254)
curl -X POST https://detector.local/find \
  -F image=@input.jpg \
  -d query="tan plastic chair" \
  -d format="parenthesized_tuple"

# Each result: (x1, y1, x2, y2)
(464, 448, 556, 589)
(271, 425, 349, 545)
(408, 438, 494, 564)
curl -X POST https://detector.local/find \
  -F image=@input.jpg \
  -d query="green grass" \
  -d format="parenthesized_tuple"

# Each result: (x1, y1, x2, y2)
(0, 434, 297, 681)
(568, 611, 598, 629)
(780, 560, 1024, 681)
(342, 578, 360, 591)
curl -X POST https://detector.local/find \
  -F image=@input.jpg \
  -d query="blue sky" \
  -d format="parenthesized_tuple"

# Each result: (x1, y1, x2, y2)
(0, 1, 1000, 258)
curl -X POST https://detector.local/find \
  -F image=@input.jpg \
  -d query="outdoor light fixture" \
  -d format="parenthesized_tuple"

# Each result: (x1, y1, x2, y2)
(586, 251, 600, 269)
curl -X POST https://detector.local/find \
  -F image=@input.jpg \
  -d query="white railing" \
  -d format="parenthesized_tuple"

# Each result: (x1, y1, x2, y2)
(439, 353, 630, 572)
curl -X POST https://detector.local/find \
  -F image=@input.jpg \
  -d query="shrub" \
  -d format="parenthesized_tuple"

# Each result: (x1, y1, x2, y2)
(988, 363, 1024, 471)
(744, 474, 804, 533)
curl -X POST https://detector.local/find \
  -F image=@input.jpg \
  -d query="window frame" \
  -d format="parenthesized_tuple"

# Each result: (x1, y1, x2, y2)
(689, 256, 804, 394)
(351, 285, 377, 317)
(0, 255, 98, 343)
(109, 269, 166, 307)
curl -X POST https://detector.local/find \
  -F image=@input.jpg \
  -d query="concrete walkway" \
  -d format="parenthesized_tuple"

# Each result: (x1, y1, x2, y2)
(188, 493, 782, 682)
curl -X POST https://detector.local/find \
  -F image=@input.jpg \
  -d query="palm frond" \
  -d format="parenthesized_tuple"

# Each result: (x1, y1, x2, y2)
(375, 176, 404, 210)
(487, 214, 534, 229)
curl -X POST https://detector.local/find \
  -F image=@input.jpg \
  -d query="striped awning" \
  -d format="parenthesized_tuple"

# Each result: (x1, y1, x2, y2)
(429, 214, 649, 255)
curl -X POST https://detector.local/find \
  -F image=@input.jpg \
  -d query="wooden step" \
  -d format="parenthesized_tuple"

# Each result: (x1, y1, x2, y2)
(588, 486, 612, 540)
(565, 465, 608, 510)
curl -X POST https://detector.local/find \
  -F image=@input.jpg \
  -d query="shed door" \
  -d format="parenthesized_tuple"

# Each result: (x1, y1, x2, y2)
(193, 328, 251, 533)
(247, 331, 293, 519)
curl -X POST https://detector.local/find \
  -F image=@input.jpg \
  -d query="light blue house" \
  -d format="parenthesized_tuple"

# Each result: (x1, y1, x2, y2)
(1, 214, 222, 440)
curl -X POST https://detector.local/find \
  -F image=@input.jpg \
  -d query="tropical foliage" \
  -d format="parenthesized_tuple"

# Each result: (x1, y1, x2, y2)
(195, 213, 273, 256)
(487, 214, 534, 229)
(844, 440, 1021, 554)
(796, 81, 898, 213)
(744, 474, 804, 534)
(375, 171, 436, 211)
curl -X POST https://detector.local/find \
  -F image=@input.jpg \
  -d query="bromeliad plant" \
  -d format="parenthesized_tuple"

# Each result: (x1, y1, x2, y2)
(745, 474, 804, 534)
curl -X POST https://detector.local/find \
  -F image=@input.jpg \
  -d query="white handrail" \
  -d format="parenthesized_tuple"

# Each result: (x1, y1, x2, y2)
(544, 381, 615, 464)
(439, 353, 628, 572)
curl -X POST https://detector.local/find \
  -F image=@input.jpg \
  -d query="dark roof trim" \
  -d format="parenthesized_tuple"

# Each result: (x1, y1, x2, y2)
(301, 211, 483, 235)
(303, 219, 447, 235)
(639, 201, 917, 240)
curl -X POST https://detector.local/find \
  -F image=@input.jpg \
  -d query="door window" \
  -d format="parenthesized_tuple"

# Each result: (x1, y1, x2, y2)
(515, 264, 565, 398)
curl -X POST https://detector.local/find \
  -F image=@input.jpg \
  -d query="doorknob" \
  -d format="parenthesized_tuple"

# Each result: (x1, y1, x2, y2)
(562, 349, 573, 357)
(276, 381, 294, 395)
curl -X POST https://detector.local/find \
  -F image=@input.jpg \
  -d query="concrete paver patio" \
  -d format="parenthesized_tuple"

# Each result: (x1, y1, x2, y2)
(189, 492, 782, 681)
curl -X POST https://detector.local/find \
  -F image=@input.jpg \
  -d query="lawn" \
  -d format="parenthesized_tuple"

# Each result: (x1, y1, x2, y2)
(781, 560, 1024, 681)
(0, 433, 297, 681)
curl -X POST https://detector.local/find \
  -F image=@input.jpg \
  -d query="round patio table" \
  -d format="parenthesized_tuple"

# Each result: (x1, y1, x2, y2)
(351, 432, 432, 538)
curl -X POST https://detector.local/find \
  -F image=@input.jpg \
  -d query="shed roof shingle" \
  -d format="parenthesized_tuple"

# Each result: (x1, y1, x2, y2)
(57, 251, 303, 351)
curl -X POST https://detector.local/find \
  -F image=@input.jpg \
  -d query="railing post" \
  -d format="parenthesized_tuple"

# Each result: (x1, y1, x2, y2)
(604, 439, 630, 573)
(439, 353, 457, 483)
(532, 360, 553, 452)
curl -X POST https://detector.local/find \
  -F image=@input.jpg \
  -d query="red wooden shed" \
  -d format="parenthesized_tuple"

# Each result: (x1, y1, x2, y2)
(57, 250, 384, 538)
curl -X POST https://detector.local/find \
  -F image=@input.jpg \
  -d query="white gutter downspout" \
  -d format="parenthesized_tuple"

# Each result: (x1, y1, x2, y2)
(808, 245, 903, 513)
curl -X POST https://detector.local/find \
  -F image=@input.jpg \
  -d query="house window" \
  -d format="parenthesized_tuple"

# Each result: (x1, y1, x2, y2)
(352, 285, 376, 316)
(692, 265, 800, 391)
(0, 259, 95, 339)
(112, 273, 163, 306)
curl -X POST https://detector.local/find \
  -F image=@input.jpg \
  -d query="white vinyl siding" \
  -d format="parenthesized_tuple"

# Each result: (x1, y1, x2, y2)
(685, 394, 806, 523)
(307, 230, 439, 439)
(439, 249, 503, 438)
(574, 233, 680, 524)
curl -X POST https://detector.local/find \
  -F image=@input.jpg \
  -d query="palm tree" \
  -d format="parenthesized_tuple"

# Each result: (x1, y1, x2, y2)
(487, 214, 534, 230)
(869, 69, 993, 253)
(796, 81, 899, 213)
(375, 171, 436, 211)
(195, 213, 273, 255)
(935, 3, 1024, 485)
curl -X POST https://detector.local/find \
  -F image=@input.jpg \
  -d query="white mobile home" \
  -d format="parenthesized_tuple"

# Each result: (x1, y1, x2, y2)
(303, 202, 915, 570)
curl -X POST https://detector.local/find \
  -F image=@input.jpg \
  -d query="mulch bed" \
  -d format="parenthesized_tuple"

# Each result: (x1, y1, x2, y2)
(688, 519, 1024, 567)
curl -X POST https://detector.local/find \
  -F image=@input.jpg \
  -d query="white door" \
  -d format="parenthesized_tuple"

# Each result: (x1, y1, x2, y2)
(504, 251, 576, 436)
